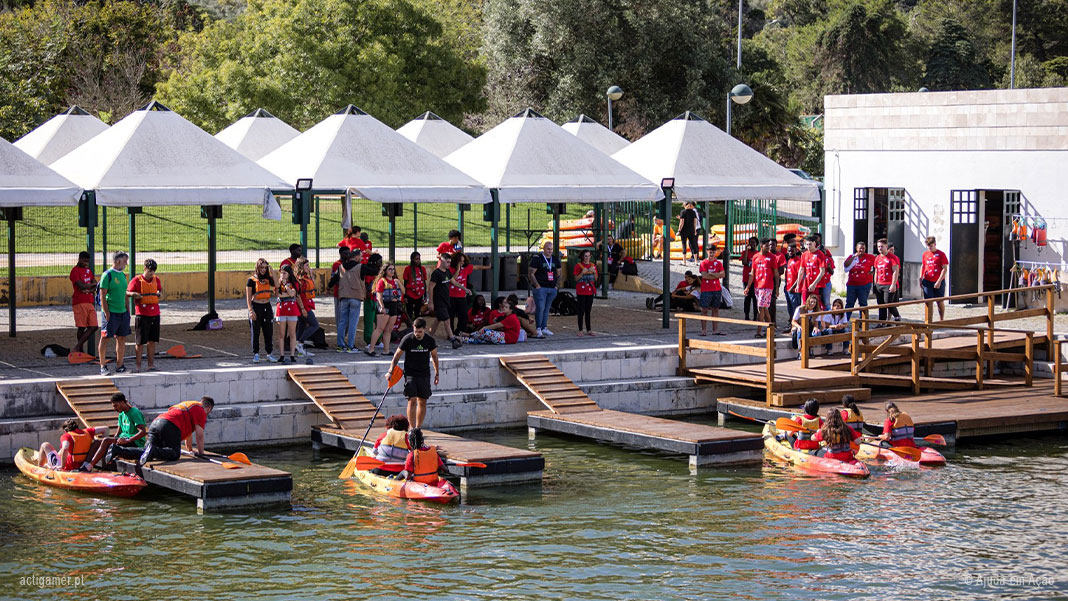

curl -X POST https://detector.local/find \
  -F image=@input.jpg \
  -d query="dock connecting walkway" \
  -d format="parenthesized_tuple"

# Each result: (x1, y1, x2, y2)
(501, 355, 763, 467)
(291, 366, 544, 487)
(56, 379, 124, 429)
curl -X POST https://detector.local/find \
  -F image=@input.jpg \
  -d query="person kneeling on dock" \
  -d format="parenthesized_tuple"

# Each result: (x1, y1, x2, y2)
(398, 429, 446, 484)
(371, 415, 410, 476)
(36, 418, 107, 472)
(878, 401, 916, 448)
(84, 392, 148, 472)
(790, 399, 823, 452)
(811, 409, 861, 462)
(137, 397, 214, 471)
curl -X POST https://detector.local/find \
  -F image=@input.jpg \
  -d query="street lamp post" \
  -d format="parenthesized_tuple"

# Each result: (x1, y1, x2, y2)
(606, 85, 623, 130)
(736, 0, 743, 70)
(725, 83, 753, 137)
(1010, 0, 1018, 88)
(724, 83, 753, 290)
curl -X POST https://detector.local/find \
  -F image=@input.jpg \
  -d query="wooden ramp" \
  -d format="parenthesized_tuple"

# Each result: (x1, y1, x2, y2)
(115, 452, 292, 512)
(56, 379, 123, 429)
(312, 426, 544, 488)
(287, 367, 378, 431)
(499, 355, 599, 414)
(500, 354, 763, 467)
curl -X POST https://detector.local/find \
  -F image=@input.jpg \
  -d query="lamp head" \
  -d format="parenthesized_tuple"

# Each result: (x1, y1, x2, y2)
(729, 83, 754, 105)
(606, 85, 624, 101)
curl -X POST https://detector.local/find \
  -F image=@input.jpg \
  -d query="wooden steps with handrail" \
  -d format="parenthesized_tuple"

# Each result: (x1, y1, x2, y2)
(499, 355, 599, 414)
(286, 366, 376, 431)
(56, 379, 123, 429)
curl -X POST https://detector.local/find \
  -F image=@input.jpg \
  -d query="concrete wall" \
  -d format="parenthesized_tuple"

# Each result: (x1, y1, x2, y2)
(0, 342, 778, 464)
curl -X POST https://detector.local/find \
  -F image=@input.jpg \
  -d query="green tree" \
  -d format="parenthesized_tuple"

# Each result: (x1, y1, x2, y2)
(156, 0, 485, 133)
(922, 17, 992, 90)
(815, 1, 911, 96)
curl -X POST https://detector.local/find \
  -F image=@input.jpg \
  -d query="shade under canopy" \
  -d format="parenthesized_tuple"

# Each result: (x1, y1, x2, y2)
(396, 111, 473, 158)
(445, 109, 661, 204)
(562, 115, 630, 156)
(0, 137, 82, 206)
(612, 112, 820, 202)
(14, 106, 109, 166)
(52, 101, 289, 214)
(259, 105, 489, 204)
(215, 108, 300, 161)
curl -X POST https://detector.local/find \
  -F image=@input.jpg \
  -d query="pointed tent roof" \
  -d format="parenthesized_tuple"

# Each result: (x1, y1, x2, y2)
(51, 101, 290, 210)
(0, 137, 81, 206)
(612, 112, 820, 201)
(259, 105, 489, 204)
(215, 108, 300, 161)
(562, 114, 630, 156)
(396, 111, 473, 158)
(13, 105, 109, 165)
(444, 109, 661, 203)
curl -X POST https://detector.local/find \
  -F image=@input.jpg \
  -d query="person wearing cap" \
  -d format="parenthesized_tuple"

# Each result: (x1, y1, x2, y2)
(69, 250, 98, 355)
(127, 258, 163, 371)
(98, 251, 131, 375)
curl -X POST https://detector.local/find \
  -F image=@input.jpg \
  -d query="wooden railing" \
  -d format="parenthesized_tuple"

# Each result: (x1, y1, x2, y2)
(847, 319, 1035, 393)
(799, 285, 1056, 369)
(677, 314, 777, 404)
(1055, 339, 1064, 397)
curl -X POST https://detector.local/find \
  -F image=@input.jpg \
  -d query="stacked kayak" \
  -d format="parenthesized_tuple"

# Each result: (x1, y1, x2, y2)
(354, 448, 459, 504)
(762, 424, 870, 479)
(14, 448, 146, 498)
(855, 443, 946, 467)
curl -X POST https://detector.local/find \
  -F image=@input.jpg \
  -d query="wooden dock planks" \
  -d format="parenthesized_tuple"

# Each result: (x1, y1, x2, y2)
(287, 366, 378, 431)
(500, 355, 599, 414)
(56, 379, 123, 429)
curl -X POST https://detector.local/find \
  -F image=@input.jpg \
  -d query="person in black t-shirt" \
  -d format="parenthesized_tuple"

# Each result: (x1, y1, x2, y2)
(677, 202, 700, 263)
(388, 318, 439, 429)
(427, 253, 462, 348)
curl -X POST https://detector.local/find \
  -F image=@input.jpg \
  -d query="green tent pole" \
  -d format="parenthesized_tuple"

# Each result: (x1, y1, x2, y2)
(84, 192, 97, 350)
(506, 203, 511, 253)
(207, 207, 218, 314)
(703, 201, 710, 260)
(552, 203, 561, 266)
(413, 203, 418, 255)
(101, 206, 107, 274)
(388, 207, 396, 264)
(457, 204, 464, 234)
(661, 186, 672, 329)
(490, 190, 500, 303)
(595, 204, 607, 298)
(724, 200, 733, 289)
(315, 197, 320, 268)
(7, 210, 16, 337)
(128, 207, 137, 314)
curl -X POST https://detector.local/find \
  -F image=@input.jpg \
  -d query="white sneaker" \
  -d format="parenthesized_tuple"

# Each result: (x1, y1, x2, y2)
(99, 366, 110, 376)
(266, 354, 278, 363)
(376, 342, 384, 349)
(543, 328, 554, 336)
(253, 353, 260, 363)
(536, 328, 543, 337)
(296, 343, 306, 357)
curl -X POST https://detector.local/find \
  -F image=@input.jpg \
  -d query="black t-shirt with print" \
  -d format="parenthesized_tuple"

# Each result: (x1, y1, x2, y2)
(399, 332, 437, 377)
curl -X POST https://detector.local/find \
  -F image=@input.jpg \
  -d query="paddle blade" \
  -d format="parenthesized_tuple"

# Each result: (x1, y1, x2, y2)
(166, 345, 188, 358)
(338, 455, 358, 479)
(387, 365, 403, 389)
(775, 417, 806, 432)
(922, 434, 947, 446)
(67, 351, 96, 365)
(888, 446, 923, 461)
(449, 461, 487, 468)
(221, 462, 242, 469)
(227, 452, 252, 465)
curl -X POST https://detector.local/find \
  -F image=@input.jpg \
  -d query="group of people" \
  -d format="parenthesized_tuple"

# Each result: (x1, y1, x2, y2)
(782, 396, 920, 463)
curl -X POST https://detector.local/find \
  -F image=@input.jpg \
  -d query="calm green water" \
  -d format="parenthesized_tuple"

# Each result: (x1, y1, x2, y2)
(2, 429, 1066, 601)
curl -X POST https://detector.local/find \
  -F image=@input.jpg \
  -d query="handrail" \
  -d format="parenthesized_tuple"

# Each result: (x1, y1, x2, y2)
(852, 319, 1043, 337)
(677, 314, 777, 405)
(804, 284, 1055, 320)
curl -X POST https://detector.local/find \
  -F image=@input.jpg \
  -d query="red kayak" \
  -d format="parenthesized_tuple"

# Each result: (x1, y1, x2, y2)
(856, 442, 946, 467)
(14, 447, 146, 498)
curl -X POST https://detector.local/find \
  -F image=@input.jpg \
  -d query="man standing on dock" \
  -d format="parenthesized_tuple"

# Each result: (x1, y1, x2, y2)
(70, 251, 98, 356)
(388, 318, 439, 430)
(98, 251, 131, 375)
(137, 397, 214, 472)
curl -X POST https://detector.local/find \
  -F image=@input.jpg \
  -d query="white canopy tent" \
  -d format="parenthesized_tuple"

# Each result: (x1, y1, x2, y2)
(0, 137, 82, 336)
(612, 112, 820, 202)
(562, 115, 630, 156)
(445, 108, 661, 204)
(396, 111, 473, 158)
(13, 106, 109, 166)
(215, 108, 300, 161)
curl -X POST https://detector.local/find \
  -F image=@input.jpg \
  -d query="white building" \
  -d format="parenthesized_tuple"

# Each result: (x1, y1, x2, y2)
(823, 87, 1068, 299)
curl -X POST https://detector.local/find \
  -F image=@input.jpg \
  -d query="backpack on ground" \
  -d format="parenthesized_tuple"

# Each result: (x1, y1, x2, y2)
(551, 291, 578, 316)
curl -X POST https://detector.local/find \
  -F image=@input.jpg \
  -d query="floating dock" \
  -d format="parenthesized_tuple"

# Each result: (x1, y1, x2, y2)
(115, 453, 292, 512)
(501, 355, 763, 467)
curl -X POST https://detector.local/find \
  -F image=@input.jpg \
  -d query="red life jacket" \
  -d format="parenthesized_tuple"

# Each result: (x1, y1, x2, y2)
(411, 446, 440, 484)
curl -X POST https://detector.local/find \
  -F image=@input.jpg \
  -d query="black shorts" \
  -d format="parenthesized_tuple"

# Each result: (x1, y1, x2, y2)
(384, 301, 403, 317)
(135, 315, 161, 344)
(433, 301, 451, 321)
(403, 375, 432, 400)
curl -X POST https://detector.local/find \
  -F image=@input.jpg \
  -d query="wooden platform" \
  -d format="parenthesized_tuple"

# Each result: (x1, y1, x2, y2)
(287, 367, 377, 431)
(56, 379, 123, 429)
(500, 355, 599, 414)
(809, 331, 1049, 372)
(312, 426, 544, 488)
(527, 409, 763, 467)
(115, 452, 292, 512)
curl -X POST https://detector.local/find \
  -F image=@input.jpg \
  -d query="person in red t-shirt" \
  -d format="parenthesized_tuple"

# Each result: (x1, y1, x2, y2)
(873, 238, 902, 321)
(799, 235, 828, 309)
(337, 227, 364, 252)
(126, 258, 163, 371)
(280, 243, 302, 272)
(35, 418, 107, 472)
(138, 397, 214, 471)
(402, 251, 428, 320)
(843, 240, 876, 319)
(697, 245, 725, 336)
(69, 251, 98, 354)
(811, 409, 862, 462)
(573, 249, 598, 336)
(437, 230, 464, 259)
(465, 297, 522, 344)
(782, 246, 804, 333)
(746, 238, 780, 337)
(740, 237, 759, 321)
(920, 236, 949, 320)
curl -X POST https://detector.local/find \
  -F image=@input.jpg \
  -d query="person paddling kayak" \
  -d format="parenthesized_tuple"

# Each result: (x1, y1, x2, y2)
(371, 415, 410, 476)
(839, 395, 866, 435)
(398, 429, 446, 483)
(878, 401, 917, 447)
(791, 398, 823, 452)
(812, 409, 862, 462)
(35, 418, 107, 472)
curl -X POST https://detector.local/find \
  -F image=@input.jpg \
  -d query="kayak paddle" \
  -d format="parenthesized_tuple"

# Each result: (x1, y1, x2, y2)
(854, 440, 923, 461)
(774, 417, 811, 432)
(182, 450, 242, 469)
(920, 434, 947, 446)
(355, 456, 487, 471)
(339, 365, 403, 480)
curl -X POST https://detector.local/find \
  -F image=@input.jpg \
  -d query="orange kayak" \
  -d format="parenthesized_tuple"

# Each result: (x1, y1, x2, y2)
(856, 443, 946, 467)
(353, 448, 459, 504)
(762, 424, 870, 478)
(14, 447, 147, 498)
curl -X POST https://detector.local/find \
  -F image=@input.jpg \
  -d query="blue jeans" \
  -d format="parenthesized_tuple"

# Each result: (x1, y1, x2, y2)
(845, 283, 871, 319)
(785, 291, 801, 325)
(819, 283, 832, 311)
(532, 285, 558, 330)
(337, 298, 361, 348)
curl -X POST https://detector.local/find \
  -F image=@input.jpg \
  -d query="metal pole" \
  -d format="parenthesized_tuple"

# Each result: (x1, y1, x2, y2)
(490, 190, 500, 303)
(703, 201, 710, 260)
(101, 206, 107, 274)
(128, 208, 136, 314)
(299, 192, 309, 258)
(595, 204, 607, 298)
(724, 200, 732, 289)
(315, 197, 320, 268)
(86, 193, 98, 351)
(737, 0, 743, 70)
(552, 204, 561, 263)
(661, 187, 672, 329)
(506, 203, 511, 253)
(1010, 0, 1018, 89)
(208, 208, 217, 314)
(7, 213, 15, 337)
(388, 207, 396, 264)
(457, 204, 464, 234)
(413, 203, 418, 256)
(726, 93, 732, 137)
(608, 97, 614, 130)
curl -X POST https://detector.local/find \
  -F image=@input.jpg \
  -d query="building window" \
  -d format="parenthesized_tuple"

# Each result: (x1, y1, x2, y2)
(853, 188, 868, 220)
(1004, 190, 1021, 216)
(951, 190, 978, 224)
(888, 188, 906, 222)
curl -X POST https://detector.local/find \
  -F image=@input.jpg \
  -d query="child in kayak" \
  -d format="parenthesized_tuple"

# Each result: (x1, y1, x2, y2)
(839, 395, 866, 435)
(35, 418, 108, 471)
(879, 401, 917, 447)
(791, 398, 823, 452)
(371, 415, 410, 475)
(812, 409, 862, 462)
(398, 428, 446, 484)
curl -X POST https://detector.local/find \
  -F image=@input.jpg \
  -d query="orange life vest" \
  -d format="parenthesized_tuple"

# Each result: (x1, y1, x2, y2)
(411, 446, 439, 484)
(135, 276, 159, 305)
(797, 414, 821, 440)
(889, 413, 915, 441)
(65, 429, 94, 469)
(841, 407, 865, 432)
(298, 276, 315, 306)
(252, 277, 273, 302)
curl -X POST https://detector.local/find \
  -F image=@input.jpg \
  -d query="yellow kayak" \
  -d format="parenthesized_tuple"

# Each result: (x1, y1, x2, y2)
(762, 423, 870, 478)
(354, 447, 459, 504)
